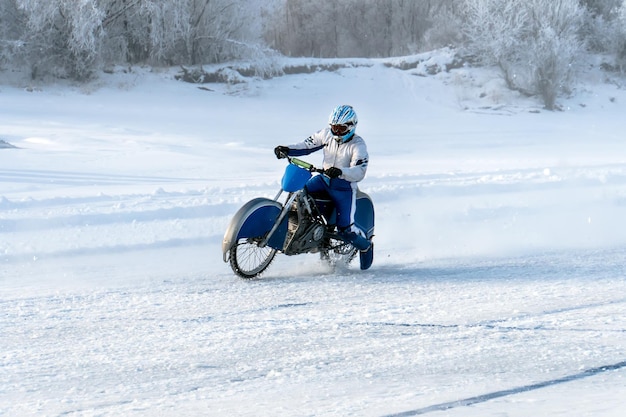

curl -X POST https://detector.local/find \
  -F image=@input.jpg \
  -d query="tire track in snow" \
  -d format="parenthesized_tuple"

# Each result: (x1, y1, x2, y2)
(383, 361, 626, 417)
(0, 236, 217, 263)
(371, 293, 626, 416)
(0, 187, 241, 261)
(357, 296, 626, 334)
(0, 204, 237, 232)
(0, 169, 202, 186)
(366, 162, 626, 199)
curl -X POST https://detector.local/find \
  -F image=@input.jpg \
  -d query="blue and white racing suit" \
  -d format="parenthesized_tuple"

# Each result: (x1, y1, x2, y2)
(286, 127, 370, 250)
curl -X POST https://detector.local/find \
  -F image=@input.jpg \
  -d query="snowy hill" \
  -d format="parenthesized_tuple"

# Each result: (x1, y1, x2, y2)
(1, 55, 626, 416)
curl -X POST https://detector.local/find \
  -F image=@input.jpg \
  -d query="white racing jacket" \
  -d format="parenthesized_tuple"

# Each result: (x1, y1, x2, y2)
(287, 127, 369, 188)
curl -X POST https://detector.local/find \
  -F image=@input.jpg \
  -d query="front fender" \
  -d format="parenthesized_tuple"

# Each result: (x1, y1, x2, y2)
(222, 198, 284, 261)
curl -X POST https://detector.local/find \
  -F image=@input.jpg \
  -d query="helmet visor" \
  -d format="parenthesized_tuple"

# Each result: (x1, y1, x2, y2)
(330, 123, 352, 136)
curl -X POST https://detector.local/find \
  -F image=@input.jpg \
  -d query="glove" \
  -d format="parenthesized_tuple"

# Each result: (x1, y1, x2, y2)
(325, 167, 342, 179)
(274, 146, 290, 159)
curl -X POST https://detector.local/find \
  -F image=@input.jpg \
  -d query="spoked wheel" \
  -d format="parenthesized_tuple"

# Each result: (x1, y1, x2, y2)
(229, 238, 277, 279)
(321, 238, 357, 269)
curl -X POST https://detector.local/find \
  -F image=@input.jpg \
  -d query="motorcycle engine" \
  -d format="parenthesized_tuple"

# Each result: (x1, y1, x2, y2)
(283, 192, 328, 255)
(311, 223, 325, 242)
(284, 215, 325, 255)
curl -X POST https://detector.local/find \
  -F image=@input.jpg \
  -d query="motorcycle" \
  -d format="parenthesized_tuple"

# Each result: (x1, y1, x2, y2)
(222, 157, 375, 278)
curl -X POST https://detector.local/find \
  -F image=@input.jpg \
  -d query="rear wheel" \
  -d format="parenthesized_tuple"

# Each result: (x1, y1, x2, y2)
(321, 238, 357, 269)
(229, 238, 277, 279)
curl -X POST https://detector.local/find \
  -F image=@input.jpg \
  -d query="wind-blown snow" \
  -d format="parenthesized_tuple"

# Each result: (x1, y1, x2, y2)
(1, 58, 625, 416)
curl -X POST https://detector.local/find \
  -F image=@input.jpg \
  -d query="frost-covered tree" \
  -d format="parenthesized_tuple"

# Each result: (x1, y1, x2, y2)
(525, 0, 586, 108)
(4, 0, 626, 86)
(616, 0, 626, 69)
(0, 0, 23, 70)
(263, 0, 452, 58)
(565, 0, 626, 72)
(13, 0, 105, 79)
(101, 0, 265, 66)
(462, 0, 586, 110)
(124, 0, 258, 65)
(461, 0, 528, 74)
(581, 0, 622, 17)
(1, 0, 264, 80)
(422, 1, 464, 50)
(580, 0, 619, 52)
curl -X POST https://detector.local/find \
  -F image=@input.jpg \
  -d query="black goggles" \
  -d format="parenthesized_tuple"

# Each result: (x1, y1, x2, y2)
(330, 123, 353, 136)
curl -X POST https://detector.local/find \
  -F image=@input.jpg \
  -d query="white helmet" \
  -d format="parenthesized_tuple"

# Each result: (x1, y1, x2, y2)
(328, 104, 358, 142)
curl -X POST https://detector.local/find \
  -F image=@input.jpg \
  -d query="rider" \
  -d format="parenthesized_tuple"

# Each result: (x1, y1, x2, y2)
(274, 104, 373, 270)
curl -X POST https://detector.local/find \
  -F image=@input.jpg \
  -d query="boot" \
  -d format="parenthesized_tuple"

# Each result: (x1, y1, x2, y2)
(359, 242, 373, 270)
(338, 227, 370, 251)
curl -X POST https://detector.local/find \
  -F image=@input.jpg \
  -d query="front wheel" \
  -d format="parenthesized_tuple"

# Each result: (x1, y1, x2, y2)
(229, 238, 277, 279)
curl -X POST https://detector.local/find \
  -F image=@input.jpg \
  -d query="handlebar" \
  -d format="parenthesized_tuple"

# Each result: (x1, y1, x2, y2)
(288, 156, 325, 174)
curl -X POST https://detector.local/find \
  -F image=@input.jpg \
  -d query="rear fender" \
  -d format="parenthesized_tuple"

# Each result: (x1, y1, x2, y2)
(355, 190, 375, 239)
(222, 198, 286, 261)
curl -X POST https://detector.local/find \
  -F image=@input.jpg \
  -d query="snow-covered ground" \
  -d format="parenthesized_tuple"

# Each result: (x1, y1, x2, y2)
(1, 55, 626, 416)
